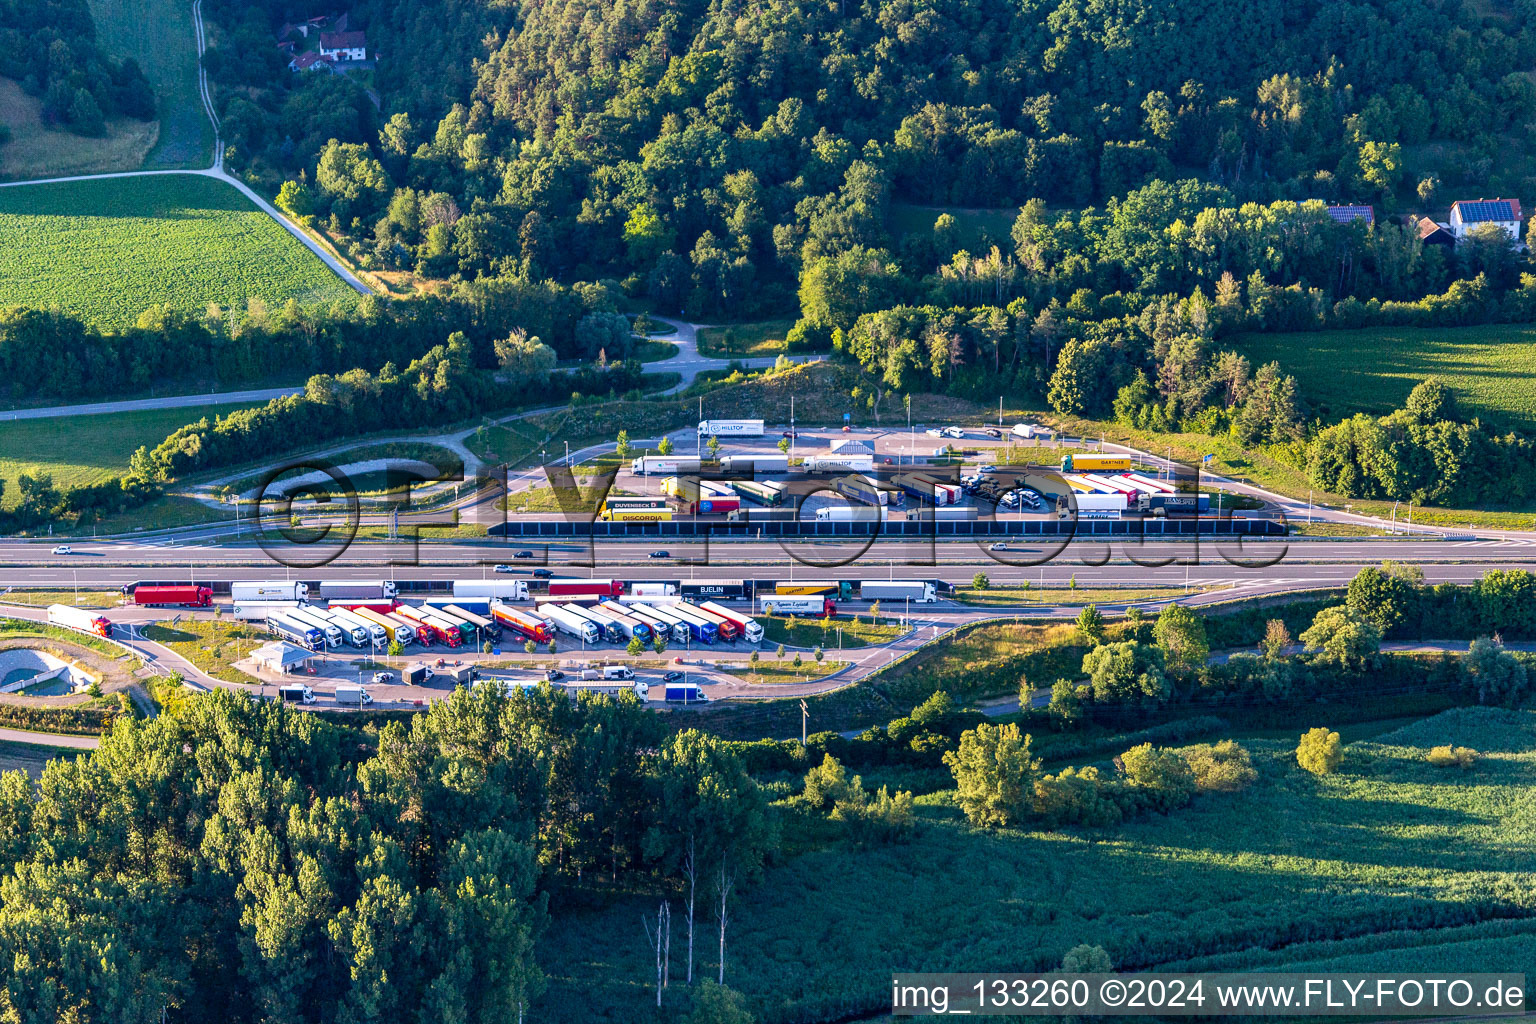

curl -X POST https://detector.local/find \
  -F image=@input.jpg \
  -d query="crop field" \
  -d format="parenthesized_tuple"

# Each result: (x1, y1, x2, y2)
(0, 175, 355, 329)
(87, 0, 211, 168)
(1234, 324, 1536, 428)
(536, 706, 1536, 1023)
(0, 403, 257, 510)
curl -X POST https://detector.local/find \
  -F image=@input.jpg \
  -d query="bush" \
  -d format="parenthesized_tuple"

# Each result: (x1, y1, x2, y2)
(1296, 727, 1343, 775)
(1426, 745, 1479, 769)
(832, 785, 916, 846)
(1182, 739, 1258, 792)
(1033, 766, 1123, 828)
(943, 723, 1040, 829)
(1117, 743, 1196, 812)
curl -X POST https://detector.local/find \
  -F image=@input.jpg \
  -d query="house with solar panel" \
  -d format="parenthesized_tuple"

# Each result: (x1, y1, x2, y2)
(1324, 204, 1374, 226)
(1448, 199, 1523, 245)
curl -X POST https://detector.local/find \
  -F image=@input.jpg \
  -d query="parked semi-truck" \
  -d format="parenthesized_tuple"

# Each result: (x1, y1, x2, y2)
(775, 580, 854, 599)
(599, 507, 674, 522)
(285, 607, 345, 647)
(803, 454, 875, 474)
(595, 601, 653, 642)
(666, 604, 719, 644)
(814, 506, 889, 522)
(698, 601, 763, 643)
(396, 605, 462, 647)
(677, 601, 739, 642)
(46, 604, 112, 638)
(232, 581, 309, 603)
(490, 605, 553, 644)
(231, 601, 302, 622)
(132, 585, 212, 607)
(452, 580, 530, 601)
(832, 474, 901, 508)
(731, 480, 785, 506)
(560, 603, 624, 643)
(1058, 492, 1128, 518)
(859, 580, 938, 603)
(760, 595, 836, 617)
(679, 579, 752, 601)
(720, 453, 789, 474)
(267, 613, 324, 651)
(894, 474, 960, 506)
(429, 605, 491, 644)
(318, 580, 398, 602)
(334, 685, 374, 706)
(907, 506, 979, 521)
(661, 477, 735, 500)
(1061, 454, 1133, 473)
(350, 607, 417, 646)
(684, 495, 741, 516)
(549, 578, 626, 599)
(631, 456, 704, 475)
(697, 418, 764, 437)
(626, 603, 691, 644)
(324, 607, 381, 646)
(539, 603, 601, 644)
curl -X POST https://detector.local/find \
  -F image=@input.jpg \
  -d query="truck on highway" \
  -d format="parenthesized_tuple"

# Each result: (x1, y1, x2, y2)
(803, 454, 875, 474)
(833, 474, 900, 508)
(679, 579, 752, 601)
(720, 453, 790, 474)
(318, 580, 398, 602)
(698, 601, 763, 643)
(665, 604, 719, 644)
(678, 601, 739, 642)
(452, 580, 530, 601)
(595, 601, 653, 642)
(285, 607, 345, 648)
(814, 505, 889, 522)
(325, 607, 384, 646)
(625, 603, 690, 643)
(560, 603, 624, 643)
(539, 603, 601, 644)
(267, 613, 324, 651)
(631, 456, 704, 475)
(490, 605, 553, 645)
(396, 605, 462, 647)
(351, 607, 417, 646)
(859, 580, 938, 603)
(760, 595, 836, 617)
(548, 578, 626, 599)
(775, 580, 854, 599)
(46, 604, 112, 638)
(334, 685, 374, 706)
(278, 684, 316, 704)
(132, 585, 212, 607)
(664, 683, 708, 703)
(232, 581, 309, 604)
(698, 419, 764, 437)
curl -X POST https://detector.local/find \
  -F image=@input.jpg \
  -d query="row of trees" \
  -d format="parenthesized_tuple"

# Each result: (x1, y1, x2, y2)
(0, 683, 777, 1021)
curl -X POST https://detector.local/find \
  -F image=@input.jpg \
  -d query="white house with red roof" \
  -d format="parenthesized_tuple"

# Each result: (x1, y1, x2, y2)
(319, 30, 367, 62)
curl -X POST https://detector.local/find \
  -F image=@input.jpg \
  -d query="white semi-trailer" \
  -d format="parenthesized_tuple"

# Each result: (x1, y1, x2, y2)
(859, 580, 937, 603)
(231, 581, 309, 603)
(538, 603, 601, 644)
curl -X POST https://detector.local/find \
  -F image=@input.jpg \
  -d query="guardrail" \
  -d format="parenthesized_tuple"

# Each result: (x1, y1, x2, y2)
(486, 518, 1285, 539)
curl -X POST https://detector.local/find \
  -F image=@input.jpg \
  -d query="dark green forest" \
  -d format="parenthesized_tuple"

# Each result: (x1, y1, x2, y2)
(0, 0, 154, 135)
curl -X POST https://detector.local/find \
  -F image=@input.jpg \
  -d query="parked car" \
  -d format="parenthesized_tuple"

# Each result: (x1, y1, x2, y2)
(942, 426, 965, 438)
(663, 670, 685, 682)
(370, 672, 393, 685)
(924, 428, 943, 438)
(982, 427, 1002, 438)
(51, 545, 72, 555)
(545, 669, 565, 682)
(649, 550, 670, 559)
(532, 568, 553, 578)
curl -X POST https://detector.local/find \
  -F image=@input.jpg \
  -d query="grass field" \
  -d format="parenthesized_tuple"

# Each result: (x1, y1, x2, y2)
(0, 590, 123, 609)
(956, 585, 1220, 607)
(0, 403, 257, 510)
(0, 79, 159, 180)
(535, 706, 1536, 1022)
(888, 201, 1017, 251)
(758, 614, 907, 649)
(0, 740, 79, 779)
(697, 319, 798, 357)
(142, 618, 266, 684)
(0, 175, 354, 329)
(87, 0, 211, 168)
(1234, 324, 1536, 429)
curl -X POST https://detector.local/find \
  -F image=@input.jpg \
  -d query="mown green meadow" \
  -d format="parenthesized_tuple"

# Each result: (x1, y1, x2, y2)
(535, 706, 1536, 1023)
(1235, 324, 1536, 428)
(0, 175, 354, 329)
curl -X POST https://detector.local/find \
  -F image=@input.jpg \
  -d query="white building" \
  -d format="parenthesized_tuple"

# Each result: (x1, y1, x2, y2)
(251, 642, 317, 675)
(1448, 199, 1523, 244)
(319, 31, 367, 62)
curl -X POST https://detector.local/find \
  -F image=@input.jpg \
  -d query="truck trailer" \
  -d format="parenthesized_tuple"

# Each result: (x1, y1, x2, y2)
(350, 607, 417, 646)
(719, 454, 790, 474)
(538, 603, 601, 644)
(664, 604, 719, 644)
(698, 601, 764, 643)
(323, 607, 380, 646)
(731, 480, 785, 506)
(803, 454, 875, 474)
(625, 603, 691, 644)
(285, 607, 345, 647)
(832, 474, 900, 507)
(677, 601, 739, 642)
(760, 595, 836, 617)
(775, 580, 854, 599)
(452, 580, 530, 601)
(46, 604, 112, 638)
(630, 456, 704, 476)
(232, 581, 309, 603)
(548, 578, 626, 599)
(558, 603, 624, 644)
(132, 585, 212, 607)
(231, 601, 303, 622)
(697, 419, 764, 437)
(678, 579, 753, 601)
(334, 685, 374, 706)
(317, 580, 399, 602)
(436, 604, 499, 642)
(594, 601, 653, 642)
(490, 605, 553, 644)
(599, 507, 673, 522)
(859, 580, 937, 603)
(814, 505, 889, 522)
(396, 606, 462, 647)
(1061, 454, 1133, 473)
(267, 614, 324, 651)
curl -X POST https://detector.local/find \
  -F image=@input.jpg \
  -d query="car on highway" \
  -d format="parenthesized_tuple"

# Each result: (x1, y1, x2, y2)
(663, 670, 685, 682)
(989, 542, 1011, 551)
(513, 550, 535, 559)
(370, 672, 393, 685)
(649, 550, 670, 559)
(51, 545, 72, 555)
(532, 568, 553, 578)
(494, 564, 513, 573)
